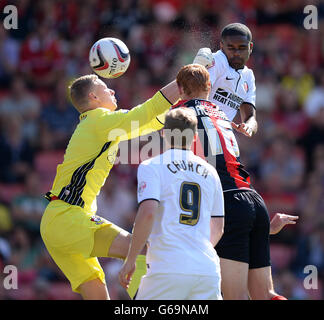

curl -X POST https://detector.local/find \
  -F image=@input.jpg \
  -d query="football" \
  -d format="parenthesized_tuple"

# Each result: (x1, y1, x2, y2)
(89, 37, 130, 79)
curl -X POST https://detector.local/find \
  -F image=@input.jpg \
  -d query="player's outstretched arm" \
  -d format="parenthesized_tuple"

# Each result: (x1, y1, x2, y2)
(160, 80, 180, 105)
(97, 80, 180, 142)
(269, 213, 299, 235)
(118, 200, 158, 290)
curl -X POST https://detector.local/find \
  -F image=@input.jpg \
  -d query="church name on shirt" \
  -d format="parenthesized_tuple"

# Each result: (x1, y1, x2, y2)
(167, 160, 209, 178)
(213, 88, 244, 110)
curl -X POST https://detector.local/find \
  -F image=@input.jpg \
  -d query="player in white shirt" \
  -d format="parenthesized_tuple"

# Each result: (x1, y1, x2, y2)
(119, 107, 224, 300)
(193, 23, 258, 138)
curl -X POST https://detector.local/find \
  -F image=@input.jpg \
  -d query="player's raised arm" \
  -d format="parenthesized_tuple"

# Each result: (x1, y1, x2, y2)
(95, 80, 179, 141)
(160, 80, 180, 105)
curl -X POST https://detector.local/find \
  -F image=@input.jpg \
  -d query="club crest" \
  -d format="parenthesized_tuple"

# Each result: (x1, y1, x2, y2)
(90, 216, 104, 225)
(138, 181, 147, 195)
(243, 81, 249, 92)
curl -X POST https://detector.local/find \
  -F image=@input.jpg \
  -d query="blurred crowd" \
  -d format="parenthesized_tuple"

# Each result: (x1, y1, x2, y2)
(0, 0, 323, 300)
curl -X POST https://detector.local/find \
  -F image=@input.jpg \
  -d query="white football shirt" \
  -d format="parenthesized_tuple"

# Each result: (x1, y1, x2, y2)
(208, 50, 256, 121)
(137, 148, 224, 276)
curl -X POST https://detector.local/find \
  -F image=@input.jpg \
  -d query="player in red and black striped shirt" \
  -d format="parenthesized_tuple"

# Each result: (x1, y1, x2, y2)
(172, 98, 252, 192)
(171, 64, 298, 300)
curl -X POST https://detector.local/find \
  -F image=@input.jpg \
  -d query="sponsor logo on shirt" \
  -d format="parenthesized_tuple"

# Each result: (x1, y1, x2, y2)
(213, 88, 244, 111)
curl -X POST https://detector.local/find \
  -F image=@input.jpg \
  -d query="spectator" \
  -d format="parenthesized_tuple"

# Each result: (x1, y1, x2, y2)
(96, 171, 136, 231)
(297, 145, 324, 234)
(260, 135, 305, 192)
(0, 202, 13, 234)
(304, 71, 324, 119)
(254, 71, 279, 112)
(281, 60, 314, 106)
(0, 114, 35, 183)
(8, 227, 43, 281)
(19, 19, 63, 89)
(293, 223, 324, 282)
(11, 172, 48, 237)
(299, 105, 324, 173)
(40, 79, 79, 149)
(273, 86, 309, 140)
(0, 26, 20, 87)
(0, 75, 41, 145)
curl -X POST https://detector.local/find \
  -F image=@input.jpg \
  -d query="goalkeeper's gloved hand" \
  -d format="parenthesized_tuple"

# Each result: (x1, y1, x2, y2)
(193, 48, 214, 69)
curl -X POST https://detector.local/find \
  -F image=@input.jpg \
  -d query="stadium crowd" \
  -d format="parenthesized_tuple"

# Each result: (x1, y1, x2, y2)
(0, 0, 323, 299)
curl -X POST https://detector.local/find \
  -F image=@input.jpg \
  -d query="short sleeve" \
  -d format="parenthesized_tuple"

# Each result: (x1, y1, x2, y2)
(244, 70, 256, 107)
(209, 51, 226, 86)
(137, 162, 161, 205)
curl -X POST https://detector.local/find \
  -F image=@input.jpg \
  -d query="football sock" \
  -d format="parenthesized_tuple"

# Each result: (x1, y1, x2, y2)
(271, 295, 287, 300)
(127, 255, 147, 299)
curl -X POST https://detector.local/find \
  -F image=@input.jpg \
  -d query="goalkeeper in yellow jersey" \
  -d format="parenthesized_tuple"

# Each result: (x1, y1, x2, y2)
(40, 74, 179, 300)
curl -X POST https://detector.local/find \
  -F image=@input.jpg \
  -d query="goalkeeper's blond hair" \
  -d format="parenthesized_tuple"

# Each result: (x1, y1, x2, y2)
(69, 74, 98, 113)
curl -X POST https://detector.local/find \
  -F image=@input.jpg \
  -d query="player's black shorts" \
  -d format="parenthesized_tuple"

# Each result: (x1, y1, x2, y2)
(215, 189, 271, 269)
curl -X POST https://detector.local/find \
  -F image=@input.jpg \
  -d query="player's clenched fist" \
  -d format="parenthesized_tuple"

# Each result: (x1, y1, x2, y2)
(193, 48, 214, 69)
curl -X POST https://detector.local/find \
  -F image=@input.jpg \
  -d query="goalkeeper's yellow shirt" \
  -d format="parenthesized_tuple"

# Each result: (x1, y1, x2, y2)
(46, 91, 171, 214)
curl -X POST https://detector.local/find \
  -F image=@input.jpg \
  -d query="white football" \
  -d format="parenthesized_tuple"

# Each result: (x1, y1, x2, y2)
(89, 37, 130, 79)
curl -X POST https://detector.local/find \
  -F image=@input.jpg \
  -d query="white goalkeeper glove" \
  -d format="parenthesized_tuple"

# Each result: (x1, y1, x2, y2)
(193, 48, 214, 69)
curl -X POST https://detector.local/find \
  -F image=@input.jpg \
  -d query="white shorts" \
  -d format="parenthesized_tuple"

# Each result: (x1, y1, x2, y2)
(135, 273, 222, 300)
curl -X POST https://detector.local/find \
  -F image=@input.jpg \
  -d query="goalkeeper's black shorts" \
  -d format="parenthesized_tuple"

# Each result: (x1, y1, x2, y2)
(215, 189, 271, 269)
